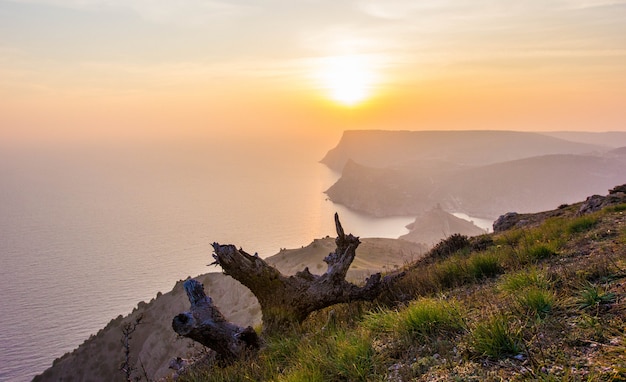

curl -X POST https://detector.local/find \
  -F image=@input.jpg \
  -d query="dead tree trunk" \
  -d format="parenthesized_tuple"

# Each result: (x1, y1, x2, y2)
(212, 213, 396, 332)
(172, 279, 259, 362)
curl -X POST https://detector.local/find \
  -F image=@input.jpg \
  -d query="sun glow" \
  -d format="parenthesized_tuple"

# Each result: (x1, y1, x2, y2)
(317, 55, 377, 107)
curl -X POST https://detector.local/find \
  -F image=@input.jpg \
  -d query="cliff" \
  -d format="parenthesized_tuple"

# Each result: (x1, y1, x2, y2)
(320, 130, 605, 172)
(400, 205, 487, 246)
(324, 130, 626, 219)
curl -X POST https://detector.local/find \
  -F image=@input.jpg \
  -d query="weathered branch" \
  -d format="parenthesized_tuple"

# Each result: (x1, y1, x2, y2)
(211, 213, 396, 332)
(172, 279, 259, 362)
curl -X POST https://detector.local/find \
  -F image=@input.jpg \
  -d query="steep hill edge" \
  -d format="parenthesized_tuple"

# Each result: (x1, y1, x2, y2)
(33, 238, 427, 382)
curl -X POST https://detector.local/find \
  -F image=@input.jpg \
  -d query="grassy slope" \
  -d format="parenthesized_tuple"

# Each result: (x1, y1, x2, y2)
(178, 199, 626, 381)
(33, 238, 426, 382)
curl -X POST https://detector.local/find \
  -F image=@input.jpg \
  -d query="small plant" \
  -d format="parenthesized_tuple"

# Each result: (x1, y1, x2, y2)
(120, 314, 144, 382)
(527, 243, 556, 260)
(499, 228, 525, 247)
(470, 314, 522, 359)
(434, 257, 467, 288)
(605, 203, 626, 212)
(332, 331, 376, 381)
(567, 215, 599, 234)
(362, 307, 400, 333)
(577, 282, 616, 310)
(277, 330, 376, 382)
(500, 268, 551, 292)
(400, 298, 465, 339)
(515, 287, 555, 319)
(467, 252, 502, 279)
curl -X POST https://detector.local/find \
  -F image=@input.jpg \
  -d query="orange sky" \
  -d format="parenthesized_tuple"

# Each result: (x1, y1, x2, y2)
(1, 0, 625, 147)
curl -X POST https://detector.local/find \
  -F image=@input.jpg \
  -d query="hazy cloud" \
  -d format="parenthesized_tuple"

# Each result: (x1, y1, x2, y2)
(5, 0, 252, 25)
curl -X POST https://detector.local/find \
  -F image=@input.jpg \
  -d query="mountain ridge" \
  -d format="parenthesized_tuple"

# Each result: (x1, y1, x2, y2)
(323, 131, 626, 219)
(321, 130, 608, 172)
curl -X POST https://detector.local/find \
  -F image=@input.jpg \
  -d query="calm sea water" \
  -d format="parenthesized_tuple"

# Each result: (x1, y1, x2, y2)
(0, 139, 416, 381)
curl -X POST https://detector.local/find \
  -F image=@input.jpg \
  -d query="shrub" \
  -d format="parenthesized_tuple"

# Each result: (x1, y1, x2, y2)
(470, 234, 494, 252)
(430, 233, 470, 259)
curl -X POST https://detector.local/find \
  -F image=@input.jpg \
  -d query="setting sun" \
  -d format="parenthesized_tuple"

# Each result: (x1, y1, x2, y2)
(317, 55, 377, 107)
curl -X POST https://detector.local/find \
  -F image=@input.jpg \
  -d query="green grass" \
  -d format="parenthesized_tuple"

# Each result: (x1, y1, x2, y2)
(280, 330, 377, 382)
(527, 243, 557, 260)
(567, 215, 599, 234)
(467, 251, 502, 279)
(434, 256, 467, 288)
(604, 203, 626, 213)
(576, 282, 616, 311)
(175, 200, 626, 381)
(363, 298, 465, 341)
(499, 267, 551, 292)
(515, 287, 555, 319)
(401, 298, 465, 339)
(470, 314, 522, 359)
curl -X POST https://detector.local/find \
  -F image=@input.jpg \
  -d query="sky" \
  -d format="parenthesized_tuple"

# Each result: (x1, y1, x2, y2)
(1, 0, 626, 147)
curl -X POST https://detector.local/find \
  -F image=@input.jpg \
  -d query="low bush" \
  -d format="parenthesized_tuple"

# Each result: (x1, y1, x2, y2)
(430, 233, 470, 259)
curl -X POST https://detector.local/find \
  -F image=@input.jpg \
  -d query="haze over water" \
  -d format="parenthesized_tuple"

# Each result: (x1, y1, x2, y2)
(0, 138, 416, 381)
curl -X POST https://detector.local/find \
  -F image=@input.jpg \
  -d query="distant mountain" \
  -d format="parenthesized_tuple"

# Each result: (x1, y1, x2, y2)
(321, 130, 606, 172)
(325, 133, 626, 219)
(606, 146, 626, 158)
(540, 131, 626, 148)
(399, 205, 487, 246)
(33, 238, 426, 382)
(437, 154, 626, 218)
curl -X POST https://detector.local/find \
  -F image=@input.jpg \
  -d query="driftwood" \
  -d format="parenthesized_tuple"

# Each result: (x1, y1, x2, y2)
(212, 213, 396, 332)
(172, 279, 259, 362)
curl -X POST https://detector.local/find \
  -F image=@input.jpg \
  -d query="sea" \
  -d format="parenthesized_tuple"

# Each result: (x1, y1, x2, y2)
(0, 137, 437, 382)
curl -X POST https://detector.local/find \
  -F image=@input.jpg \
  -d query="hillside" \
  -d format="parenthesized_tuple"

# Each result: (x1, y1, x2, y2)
(400, 205, 487, 246)
(326, 152, 626, 219)
(176, 185, 626, 381)
(320, 130, 605, 172)
(33, 238, 427, 382)
(541, 131, 626, 148)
